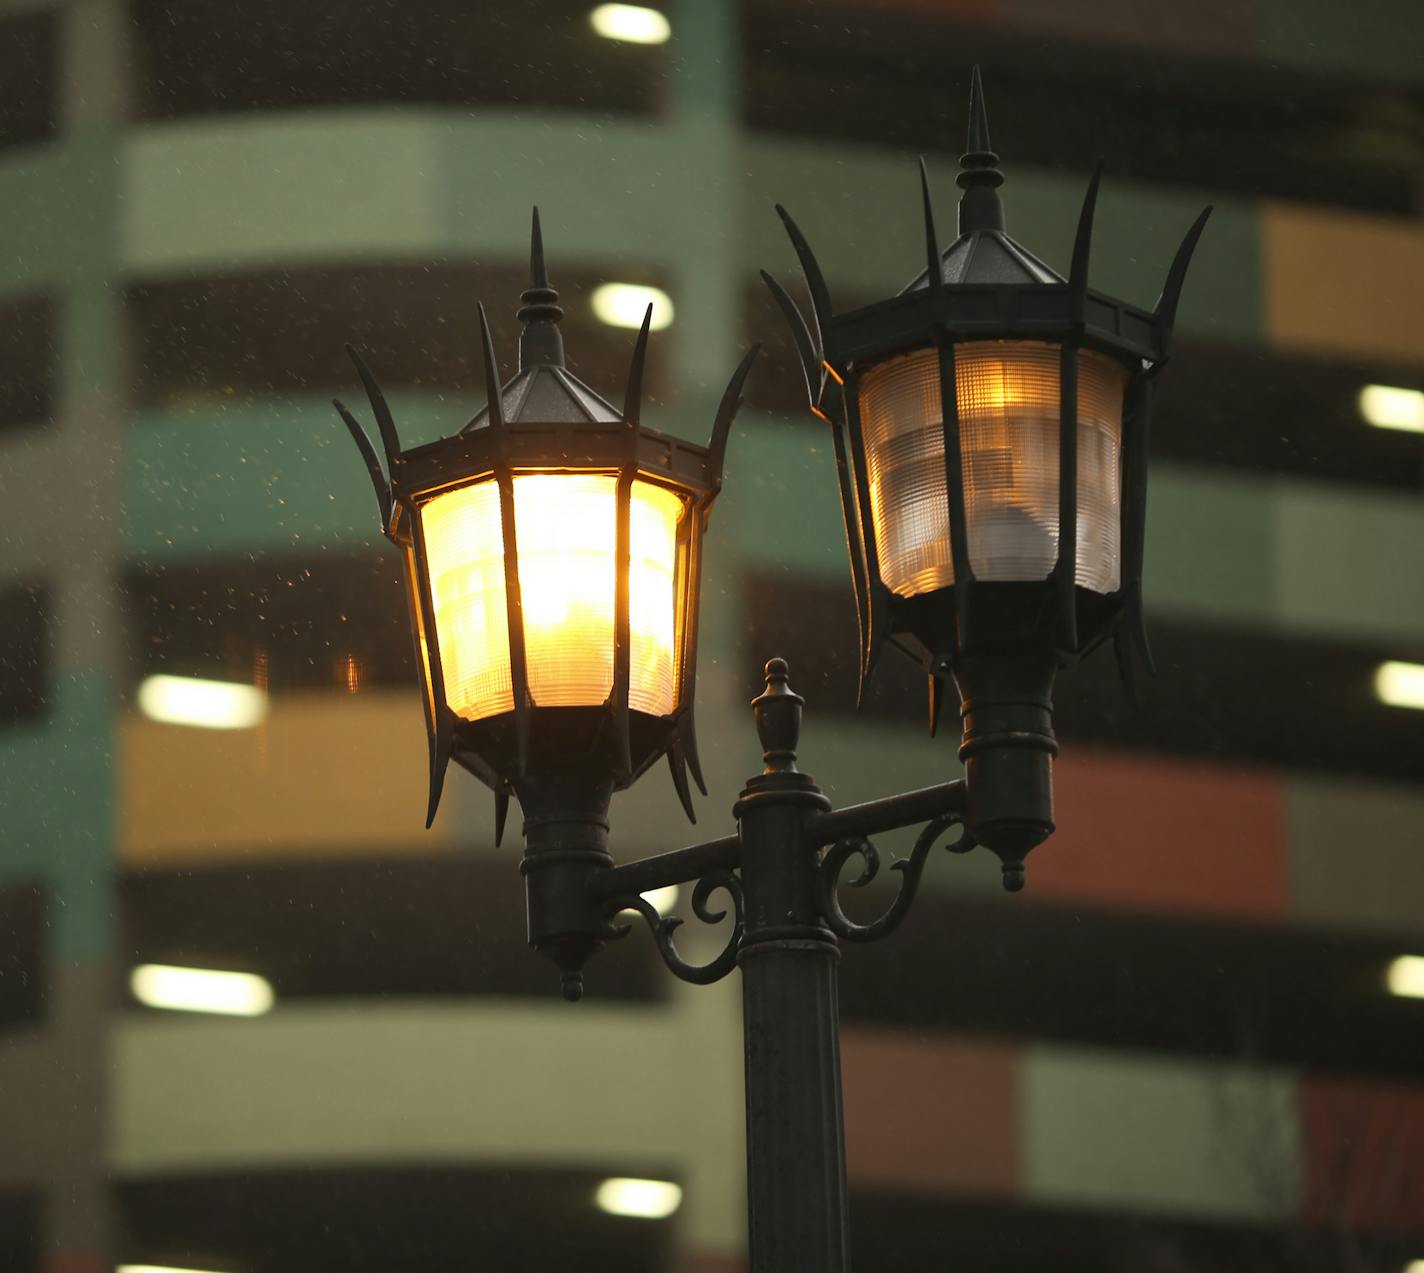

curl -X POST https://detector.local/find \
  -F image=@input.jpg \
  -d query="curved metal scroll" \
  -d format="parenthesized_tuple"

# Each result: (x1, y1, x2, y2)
(816, 812, 975, 942)
(603, 870, 744, 985)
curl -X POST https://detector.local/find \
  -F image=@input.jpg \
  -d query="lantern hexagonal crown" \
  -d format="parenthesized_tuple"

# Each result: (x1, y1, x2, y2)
(335, 210, 758, 838)
(764, 67, 1210, 878)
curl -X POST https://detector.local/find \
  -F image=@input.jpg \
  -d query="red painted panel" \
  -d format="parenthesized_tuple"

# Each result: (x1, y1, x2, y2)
(1029, 748, 1288, 921)
(1300, 1076, 1424, 1228)
(842, 1026, 1020, 1196)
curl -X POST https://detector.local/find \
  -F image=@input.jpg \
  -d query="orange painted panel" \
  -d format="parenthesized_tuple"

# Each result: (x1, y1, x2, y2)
(1300, 1075, 1424, 1227)
(1030, 748, 1288, 921)
(1264, 203, 1424, 367)
(842, 1026, 1020, 1196)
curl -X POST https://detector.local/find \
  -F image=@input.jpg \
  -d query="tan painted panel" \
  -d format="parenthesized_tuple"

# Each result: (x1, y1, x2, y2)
(1288, 775, 1424, 941)
(1263, 203, 1424, 366)
(118, 690, 454, 862)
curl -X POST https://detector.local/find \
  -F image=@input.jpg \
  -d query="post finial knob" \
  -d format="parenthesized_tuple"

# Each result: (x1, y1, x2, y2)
(752, 656, 804, 774)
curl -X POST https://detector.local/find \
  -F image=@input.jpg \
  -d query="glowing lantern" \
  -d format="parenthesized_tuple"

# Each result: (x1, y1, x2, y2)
(335, 210, 757, 839)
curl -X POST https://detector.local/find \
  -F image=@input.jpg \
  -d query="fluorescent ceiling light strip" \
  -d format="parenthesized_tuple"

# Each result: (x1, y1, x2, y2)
(130, 964, 275, 1016)
(1375, 662, 1424, 711)
(589, 4, 670, 44)
(1358, 384, 1424, 434)
(591, 283, 674, 331)
(594, 1177, 682, 1219)
(118, 1266, 235, 1273)
(1387, 955, 1424, 1000)
(136, 674, 267, 730)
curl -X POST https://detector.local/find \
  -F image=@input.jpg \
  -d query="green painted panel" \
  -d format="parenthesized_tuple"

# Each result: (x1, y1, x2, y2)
(0, 668, 114, 960)
(123, 391, 480, 560)
(1145, 468, 1279, 625)
(1255, 0, 1424, 83)
(122, 111, 447, 274)
(1277, 480, 1424, 645)
(1025, 1046, 1301, 1220)
(0, 124, 124, 296)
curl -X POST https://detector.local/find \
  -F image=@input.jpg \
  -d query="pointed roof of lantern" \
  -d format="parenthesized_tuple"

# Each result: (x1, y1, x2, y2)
(901, 66, 1064, 293)
(462, 207, 624, 432)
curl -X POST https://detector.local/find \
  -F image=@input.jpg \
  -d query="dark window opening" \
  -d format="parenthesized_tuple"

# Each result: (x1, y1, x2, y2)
(744, 3, 1424, 216)
(0, 10, 56, 151)
(0, 883, 46, 1033)
(121, 857, 661, 1005)
(123, 553, 411, 696)
(126, 264, 672, 410)
(0, 296, 56, 432)
(0, 583, 50, 728)
(132, 0, 667, 121)
(743, 572, 1424, 784)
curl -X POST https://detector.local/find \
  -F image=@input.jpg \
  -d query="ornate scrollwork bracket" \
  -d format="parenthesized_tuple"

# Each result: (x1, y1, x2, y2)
(815, 811, 976, 942)
(602, 869, 745, 985)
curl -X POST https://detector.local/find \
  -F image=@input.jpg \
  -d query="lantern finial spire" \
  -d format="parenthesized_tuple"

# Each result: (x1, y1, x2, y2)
(957, 65, 1005, 235)
(518, 206, 565, 369)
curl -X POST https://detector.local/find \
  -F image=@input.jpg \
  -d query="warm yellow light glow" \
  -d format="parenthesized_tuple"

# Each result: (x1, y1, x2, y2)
(642, 884, 679, 913)
(592, 283, 674, 331)
(118, 1266, 234, 1273)
(859, 341, 1126, 598)
(1359, 384, 1424, 434)
(1403, 1260, 1424, 1273)
(594, 1177, 682, 1219)
(589, 3, 671, 44)
(1376, 661, 1424, 711)
(421, 475, 685, 722)
(136, 674, 267, 730)
(130, 964, 274, 1016)
(1387, 956, 1424, 999)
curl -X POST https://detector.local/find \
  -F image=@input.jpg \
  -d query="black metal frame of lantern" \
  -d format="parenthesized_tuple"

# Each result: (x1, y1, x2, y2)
(763, 66, 1211, 885)
(332, 71, 1208, 1273)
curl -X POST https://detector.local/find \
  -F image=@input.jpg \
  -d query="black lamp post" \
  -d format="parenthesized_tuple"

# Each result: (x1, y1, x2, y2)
(333, 70, 1207, 1273)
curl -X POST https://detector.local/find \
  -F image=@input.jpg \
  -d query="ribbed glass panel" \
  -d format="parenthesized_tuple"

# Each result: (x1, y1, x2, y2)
(420, 479, 512, 721)
(858, 340, 1126, 597)
(420, 474, 684, 723)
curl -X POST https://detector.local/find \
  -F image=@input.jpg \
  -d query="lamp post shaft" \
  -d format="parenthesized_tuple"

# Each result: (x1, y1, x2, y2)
(736, 659, 849, 1273)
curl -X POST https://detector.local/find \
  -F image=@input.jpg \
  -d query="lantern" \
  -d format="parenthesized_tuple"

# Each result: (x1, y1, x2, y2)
(764, 68, 1209, 885)
(335, 210, 758, 845)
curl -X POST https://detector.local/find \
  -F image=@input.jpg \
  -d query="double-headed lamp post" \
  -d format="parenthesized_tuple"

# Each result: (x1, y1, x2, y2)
(333, 70, 1207, 1273)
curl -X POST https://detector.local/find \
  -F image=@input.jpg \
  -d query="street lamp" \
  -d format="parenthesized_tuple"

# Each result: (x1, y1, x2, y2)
(333, 70, 1207, 1273)
(763, 66, 1210, 887)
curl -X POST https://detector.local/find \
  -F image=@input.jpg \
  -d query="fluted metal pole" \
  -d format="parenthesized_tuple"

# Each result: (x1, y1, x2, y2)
(735, 658, 849, 1273)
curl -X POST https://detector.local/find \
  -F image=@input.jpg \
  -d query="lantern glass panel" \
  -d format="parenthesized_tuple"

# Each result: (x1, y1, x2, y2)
(420, 473, 685, 723)
(858, 340, 1126, 598)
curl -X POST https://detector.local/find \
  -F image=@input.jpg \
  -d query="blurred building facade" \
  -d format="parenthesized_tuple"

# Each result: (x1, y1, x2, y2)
(1, 0, 1423, 1269)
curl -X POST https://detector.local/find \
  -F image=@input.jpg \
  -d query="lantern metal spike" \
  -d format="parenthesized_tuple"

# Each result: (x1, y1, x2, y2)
(426, 711, 454, 830)
(477, 303, 506, 430)
(918, 157, 942, 293)
(708, 344, 761, 490)
(966, 63, 992, 156)
(928, 673, 945, 738)
(759, 270, 822, 408)
(668, 744, 697, 824)
(621, 304, 654, 429)
(345, 344, 402, 468)
(681, 708, 708, 797)
(773, 203, 832, 355)
(1154, 205, 1214, 355)
(1068, 161, 1104, 300)
(493, 785, 510, 848)
(332, 397, 392, 532)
